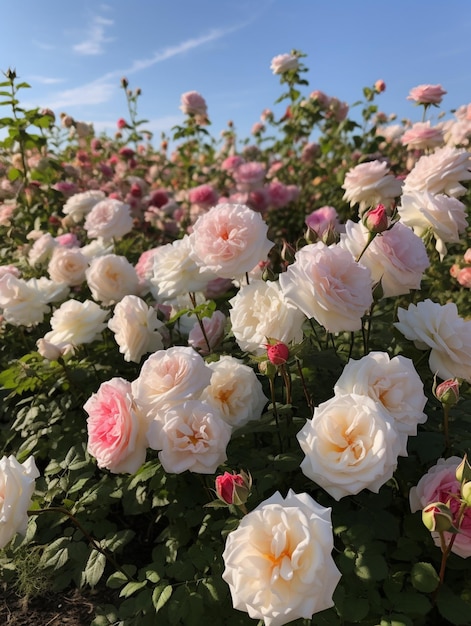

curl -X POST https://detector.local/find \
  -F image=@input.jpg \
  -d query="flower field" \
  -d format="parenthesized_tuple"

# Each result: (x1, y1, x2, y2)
(0, 52, 471, 625)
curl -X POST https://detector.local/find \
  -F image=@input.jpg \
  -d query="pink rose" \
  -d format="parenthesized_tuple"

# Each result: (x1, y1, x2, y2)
(84, 198, 133, 240)
(457, 267, 471, 288)
(306, 206, 340, 239)
(188, 310, 226, 355)
(464, 248, 471, 264)
(188, 183, 218, 209)
(410, 457, 471, 558)
(85, 378, 148, 474)
(233, 162, 266, 192)
(270, 53, 299, 75)
(221, 155, 245, 172)
(401, 122, 443, 150)
(188, 203, 274, 279)
(180, 91, 208, 118)
(407, 84, 447, 105)
(267, 180, 296, 208)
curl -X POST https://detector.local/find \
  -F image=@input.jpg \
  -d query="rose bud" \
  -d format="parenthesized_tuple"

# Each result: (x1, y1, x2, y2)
(422, 502, 455, 533)
(215, 471, 251, 506)
(433, 378, 460, 407)
(362, 204, 388, 234)
(265, 340, 289, 366)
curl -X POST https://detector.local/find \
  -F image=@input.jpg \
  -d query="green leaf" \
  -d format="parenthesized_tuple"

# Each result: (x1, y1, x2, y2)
(436, 585, 471, 625)
(7, 167, 21, 181)
(355, 552, 388, 581)
(152, 583, 173, 611)
(410, 562, 440, 593)
(82, 549, 106, 587)
(119, 580, 147, 598)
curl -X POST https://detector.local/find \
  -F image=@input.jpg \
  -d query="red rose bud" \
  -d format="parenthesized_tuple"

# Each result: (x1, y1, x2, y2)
(362, 204, 388, 234)
(117, 118, 128, 129)
(215, 471, 251, 506)
(433, 378, 460, 407)
(265, 340, 289, 366)
(422, 502, 455, 532)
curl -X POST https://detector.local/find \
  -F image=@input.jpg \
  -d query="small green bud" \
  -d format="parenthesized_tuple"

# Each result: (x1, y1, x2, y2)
(422, 501, 455, 532)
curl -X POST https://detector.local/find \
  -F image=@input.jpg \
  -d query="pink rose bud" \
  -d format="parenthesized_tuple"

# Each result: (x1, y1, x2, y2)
(215, 471, 251, 506)
(362, 204, 389, 234)
(375, 79, 386, 93)
(265, 340, 289, 366)
(117, 118, 128, 129)
(433, 378, 460, 407)
(422, 502, 455, 532)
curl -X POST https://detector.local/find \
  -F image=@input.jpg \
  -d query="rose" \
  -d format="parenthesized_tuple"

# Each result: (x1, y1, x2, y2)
(27, 232, 57, 267)
(398, 190, 468, 260)
(132, 346, 213, 420)
(84, 378, 148, 474)
(179, 91, 208, 118)
(410, 457, 471, 558)
(47, 246, 88, 287)
(305, 205, 340, 239)
(84, 198, 133, 240)
(0, 455, 39, 548)
(187, 310, 226, 355)
(62, 190, 105, 223)
(457, 267, 471, 288)
(232, 162, 266, 191)
(339, 220, 430, 297)
(222, 490, 341, 626)
(0, 275, 68, 327)
(402, 146, 471, 198)
(342, 160, 402, 214)
(188, 184, 218, 210)
(297, 393, 401, 500)
(407, 83, 447, 105)
(395, 299, 471, 382)
(229, 279, 305, 355)
(401, 121, 443, 150)
(200, 355, 268, 429)
(279, 242, 373, 333)
(334, 351, 427, 453)
(146, 400, 231, 474)
(86, 254, 140, 306)
(108, 295, 165, 363)
(215, 471, 251, 505)
(149, 235, 217, 301)
(270, 53, 299, 74)
(43, 299, 108, 347)
(188, 203, 274, 279)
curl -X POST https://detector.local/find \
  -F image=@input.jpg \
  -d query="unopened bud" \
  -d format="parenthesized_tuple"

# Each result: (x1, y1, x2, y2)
(362, 204, 388, 234)
(461, 481, 471, 507)
(265, 339, 289, 366)
(121, 77, 129, 88)
(433, 378, 460, 407)
(456, 455, 471, 484)
(215, 470, 252, 506)
(422, 502, 455, 533)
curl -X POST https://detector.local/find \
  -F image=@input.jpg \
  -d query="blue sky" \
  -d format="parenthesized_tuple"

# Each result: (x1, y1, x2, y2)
(1, 0, 470, 145)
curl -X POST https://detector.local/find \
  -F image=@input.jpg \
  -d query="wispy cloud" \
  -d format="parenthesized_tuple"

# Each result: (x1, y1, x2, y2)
(73, 15, 114, 56)
(28, 75, 65, 85)
(46, 81, 116, 111)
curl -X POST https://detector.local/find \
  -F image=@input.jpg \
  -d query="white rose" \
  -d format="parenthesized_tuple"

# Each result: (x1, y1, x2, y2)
(84, 198, 133, 240)
(342, 160, 403, 214)
(62, 190, 105, 223)
(297, 393, 401, 500)
(47, 246, 88, 287)
(229, 279, 305, 355)
(334, 351, 428, 453)
(108, 295, 165, 363)
(270, 53, 300, 75)
(43, 299, 108, 346)
(86, 254, 140, 306)
(149, 236, 217, 301)
(339, 220, 430, 297)
(188, 203, 274, 280)
(146, 400, 231, 474)
(132, 346, 213, 419)
(0, 275, 68, 327)
(279, 242, 373, 333)
(200, 356, 268, 429)
(395, 299, 471, 382)
(222, 490, 341, 626)
(402, 145, 471, 197)
(398, 190, 468, 259)
(0, 455, 39, 548)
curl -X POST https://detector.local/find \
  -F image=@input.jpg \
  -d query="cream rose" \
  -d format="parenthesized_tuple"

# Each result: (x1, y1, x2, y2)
(297, 393, 401, 500)
(62, 190, 105, 223)
(43, 299, 108, 347)
(200, 355, 268, 429)
(47, 246, 88, 287)
(342, 160, 403, 214)
(279, 242, 373, 333)
(84, 198, 133, 240)
(402, 146, 471, 197)
(0, 275, 68, 327)
(395, 299, 471, 382)
(222, 490, 341, 626)
(334, 351, 427, 453)
(108, 295, 165, 363)
(86, 254, 140, 306)
(0, 455, 39, 548)
(146, 400, 231, 474)
(229, 279, 305, 355)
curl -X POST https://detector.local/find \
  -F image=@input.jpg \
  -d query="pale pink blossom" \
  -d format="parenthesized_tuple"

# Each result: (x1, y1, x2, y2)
(270, 53, 299, 75)
(85, 378, 148, 474)
(188, 310, 226, 355)
(342, 160, 402, 214)
(62, 190, 105, 223)
(221, 155, 245, 172)
(47, 246, 88, 287)
(305, 206, 340, 239)
(279, 242, 373, 333)
(457, 267, 471, 288)
(188, 183, 218, 210)
(410, 457, 471, 558)
(86, 254, 140, 305)
(180, 91, 208, 119)
(401, 121, 443, 150)
(84, 198, 133, 240)
(233, 162, 266, 192)
(464, 248, 471, 264)
(402, 146, 471, 197)
(188, 203, 274, 279)
(267, 180, 296, 208)
(407, 84, 447, 105)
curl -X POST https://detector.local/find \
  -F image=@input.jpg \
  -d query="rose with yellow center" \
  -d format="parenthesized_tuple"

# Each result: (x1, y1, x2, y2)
(297, 393, 401, 500)
(222, 490, 341, 626)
